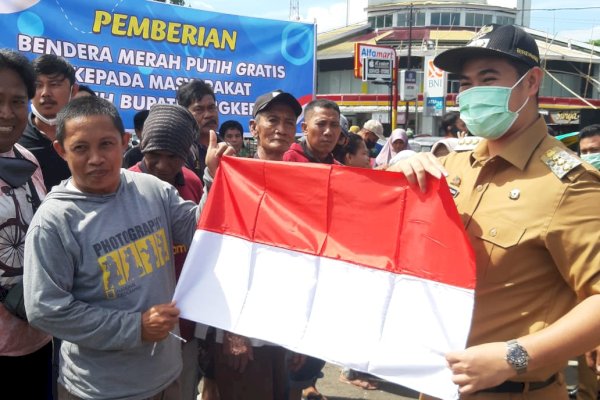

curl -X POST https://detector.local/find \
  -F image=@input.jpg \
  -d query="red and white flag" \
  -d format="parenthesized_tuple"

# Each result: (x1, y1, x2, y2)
(174, 156, 475, 399)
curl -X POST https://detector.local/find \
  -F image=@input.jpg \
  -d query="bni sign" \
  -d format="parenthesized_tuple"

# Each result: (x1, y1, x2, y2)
(424, 56, 447, 116)
(362, 58, 393, 82)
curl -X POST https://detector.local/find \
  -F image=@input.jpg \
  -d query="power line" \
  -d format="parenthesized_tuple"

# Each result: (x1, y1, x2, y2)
(517, 6, 600, 11)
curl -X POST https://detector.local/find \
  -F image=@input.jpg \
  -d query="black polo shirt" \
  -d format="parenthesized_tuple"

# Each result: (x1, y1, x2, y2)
(18, 113, 71, 192)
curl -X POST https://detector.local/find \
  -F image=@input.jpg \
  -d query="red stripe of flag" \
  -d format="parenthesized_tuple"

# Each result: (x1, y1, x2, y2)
(198, 156, 475, 289)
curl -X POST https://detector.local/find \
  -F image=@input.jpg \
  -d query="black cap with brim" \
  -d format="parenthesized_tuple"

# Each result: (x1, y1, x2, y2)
(434, 24, 540, 74)
(252, 90, 302, 118)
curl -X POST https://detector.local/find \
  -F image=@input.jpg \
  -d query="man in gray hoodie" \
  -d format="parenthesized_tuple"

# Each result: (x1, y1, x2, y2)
(23, 96, 199, 400)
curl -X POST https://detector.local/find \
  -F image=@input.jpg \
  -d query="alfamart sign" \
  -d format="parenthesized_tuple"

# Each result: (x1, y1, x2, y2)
(354, 43, 396, 80)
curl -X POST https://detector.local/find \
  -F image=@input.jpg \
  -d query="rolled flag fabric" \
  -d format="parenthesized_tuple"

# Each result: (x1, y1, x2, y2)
(174, 157, 476, 400)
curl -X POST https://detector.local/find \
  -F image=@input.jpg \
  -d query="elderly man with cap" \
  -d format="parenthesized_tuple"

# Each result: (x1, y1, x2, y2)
(358, 119, 384, 157)
(129, 104, 203, 400)
(388, 24, 600, 399)
(200, 89, 304, 400)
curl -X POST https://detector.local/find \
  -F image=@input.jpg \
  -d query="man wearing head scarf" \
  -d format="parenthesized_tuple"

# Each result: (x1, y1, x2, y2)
(129, 104, 204, 400)
(375, 128, 409, 167)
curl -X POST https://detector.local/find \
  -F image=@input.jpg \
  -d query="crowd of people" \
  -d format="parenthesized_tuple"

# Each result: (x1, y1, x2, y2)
(0, 22, 599, 400)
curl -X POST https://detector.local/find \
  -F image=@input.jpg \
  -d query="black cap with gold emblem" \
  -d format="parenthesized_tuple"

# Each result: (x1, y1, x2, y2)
(434, 24, 540, 74)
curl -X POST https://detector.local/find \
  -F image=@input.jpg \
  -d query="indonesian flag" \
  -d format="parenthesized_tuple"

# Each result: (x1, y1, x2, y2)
(174, 156, 475, 400)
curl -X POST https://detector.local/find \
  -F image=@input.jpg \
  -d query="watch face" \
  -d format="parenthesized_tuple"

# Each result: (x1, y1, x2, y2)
(507, 343, 528, 369)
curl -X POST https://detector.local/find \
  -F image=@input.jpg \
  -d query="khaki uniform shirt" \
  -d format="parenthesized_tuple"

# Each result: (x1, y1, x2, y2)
(443, 116, 600, 382)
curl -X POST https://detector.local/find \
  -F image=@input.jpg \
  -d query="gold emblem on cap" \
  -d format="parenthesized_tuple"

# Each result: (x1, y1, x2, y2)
(471, 25, 493, 41)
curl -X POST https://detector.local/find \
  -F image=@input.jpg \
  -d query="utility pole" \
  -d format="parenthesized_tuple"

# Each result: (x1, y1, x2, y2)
(290, 0, 300, 21)
(404, 3, 413, 130)
(346, 0, 350, 26)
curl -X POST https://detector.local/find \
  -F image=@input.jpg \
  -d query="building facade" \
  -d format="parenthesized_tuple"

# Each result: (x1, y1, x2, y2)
(316, 0, 600, 136)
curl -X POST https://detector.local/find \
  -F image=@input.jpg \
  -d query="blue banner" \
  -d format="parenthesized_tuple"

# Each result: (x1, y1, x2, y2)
(0, 0, 315, 131)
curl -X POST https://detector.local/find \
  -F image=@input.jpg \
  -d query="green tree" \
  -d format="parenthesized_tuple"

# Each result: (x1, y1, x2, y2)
(590, 39, 600, 46)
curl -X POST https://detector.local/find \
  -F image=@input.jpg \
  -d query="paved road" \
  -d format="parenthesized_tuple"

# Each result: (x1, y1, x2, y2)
(317, 363, 419, 400)
(198, 362, 419, 399)
(200, 361, 579, 399)
(317, 362, 580, 400)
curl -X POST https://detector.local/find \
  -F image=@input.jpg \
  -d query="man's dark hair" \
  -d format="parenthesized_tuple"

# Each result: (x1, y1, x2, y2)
(56, 96, 124, 145)
(0, 49, 36, 99)
(77, 84, 96, 96)
(176, 79, 215, 108)
(304, 98, 340, 120)
(441, 111, 460, 134)
(507, 58, 531, 79)
(580, 124, 600, 140)
(33, 54, 76, 85)
(133, 109, 150, 131)
(219, 120, 244, 137)
(507, 57, 539, 102)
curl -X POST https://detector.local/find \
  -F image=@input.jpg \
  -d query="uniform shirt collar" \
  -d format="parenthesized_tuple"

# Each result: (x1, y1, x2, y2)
(470, 116, 548, 170)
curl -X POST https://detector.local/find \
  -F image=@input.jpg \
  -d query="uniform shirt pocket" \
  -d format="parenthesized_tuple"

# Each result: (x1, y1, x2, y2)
(469, 214, 526, 283)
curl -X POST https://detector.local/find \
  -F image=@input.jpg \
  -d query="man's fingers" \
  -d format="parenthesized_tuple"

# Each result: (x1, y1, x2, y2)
(422, 152, 448, 178)
(585, 352, 595, 369)
(387, 153, 448, 193)
(224, 146, 236, 157)
(215, 142, 230, 157)
(209, 129, 218, 148)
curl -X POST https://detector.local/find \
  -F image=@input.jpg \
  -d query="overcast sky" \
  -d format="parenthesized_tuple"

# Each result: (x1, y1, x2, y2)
(186, 0, 600, 42)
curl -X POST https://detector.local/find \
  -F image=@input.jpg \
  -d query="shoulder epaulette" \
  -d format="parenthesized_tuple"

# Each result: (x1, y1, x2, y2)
(454, 137, 482, 152)
(541, 147, 582, 179)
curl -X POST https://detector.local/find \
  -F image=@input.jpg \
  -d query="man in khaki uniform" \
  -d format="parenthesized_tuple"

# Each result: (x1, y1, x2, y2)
(390, 24, 600, 399)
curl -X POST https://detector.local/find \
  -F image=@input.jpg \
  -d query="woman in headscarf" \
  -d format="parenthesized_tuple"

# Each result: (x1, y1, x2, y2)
(374, 128, 408, 167)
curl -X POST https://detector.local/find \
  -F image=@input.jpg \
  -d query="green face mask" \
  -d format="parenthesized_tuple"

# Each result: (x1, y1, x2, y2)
(581, 153, 600, 170)
(457, 72, 529, 140)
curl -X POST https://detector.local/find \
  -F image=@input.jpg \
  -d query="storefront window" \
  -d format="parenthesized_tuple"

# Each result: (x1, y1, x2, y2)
(465, 13, 492, 27)
(431, 12, 461, 26)
(496, 16, 515, 25)
(372, 14, 393, 28)
(397, 12, 425, 27)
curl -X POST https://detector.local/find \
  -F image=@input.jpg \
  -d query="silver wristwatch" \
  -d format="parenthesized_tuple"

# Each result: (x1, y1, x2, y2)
(505, 339, 529, 374)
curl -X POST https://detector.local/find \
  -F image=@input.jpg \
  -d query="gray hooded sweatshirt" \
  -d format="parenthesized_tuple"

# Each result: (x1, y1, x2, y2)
(24, 169, 199, 400)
